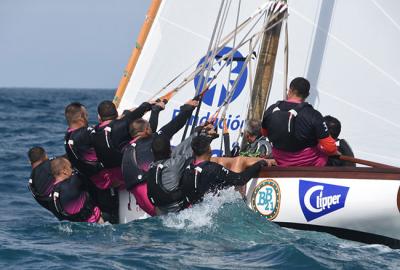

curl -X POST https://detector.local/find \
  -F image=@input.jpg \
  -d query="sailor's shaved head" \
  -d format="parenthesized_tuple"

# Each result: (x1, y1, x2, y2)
(129, 118, 149, 137)
(50, 157, 72, 178)
(65, 102, 88, 126)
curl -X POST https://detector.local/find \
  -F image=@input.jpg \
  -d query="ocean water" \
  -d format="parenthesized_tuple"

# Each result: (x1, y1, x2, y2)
(0, 88, 399, 270)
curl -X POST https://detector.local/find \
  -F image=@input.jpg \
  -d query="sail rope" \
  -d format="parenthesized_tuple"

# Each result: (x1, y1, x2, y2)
(148, 1, 275, 102)
(219, 0, 242, 154)
(182, 0, 232, 141)
(211, 4, 288, 123)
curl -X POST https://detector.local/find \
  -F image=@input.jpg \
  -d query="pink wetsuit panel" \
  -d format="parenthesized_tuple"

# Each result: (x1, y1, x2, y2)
(86, 206, 101, 223)
(129, 182, 155, 216)
(272, 146, 328, 167)
(90, 167, 125, 190)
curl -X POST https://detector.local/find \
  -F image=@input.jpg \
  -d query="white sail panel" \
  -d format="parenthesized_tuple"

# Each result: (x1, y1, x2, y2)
(119, 0, 268, 153)
(270, 0, 400, 166)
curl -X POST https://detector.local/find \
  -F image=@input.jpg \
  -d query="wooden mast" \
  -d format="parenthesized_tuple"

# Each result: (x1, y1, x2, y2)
(113, 0, 162, 108)
(242, 5, 286, 147)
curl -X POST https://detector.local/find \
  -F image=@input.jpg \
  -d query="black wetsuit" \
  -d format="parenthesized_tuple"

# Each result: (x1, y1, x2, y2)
(64, 126, 102, 177)
(262, 101, 329, 152)
(64, 126, 117, 222)
(92, 102, 152, 169)
(181, 160, 266, 206)
(28, 160, 61, 219)
(327, 139, 356, 167)
(123, 103, 196, 191)
(53, 174, 99, 222)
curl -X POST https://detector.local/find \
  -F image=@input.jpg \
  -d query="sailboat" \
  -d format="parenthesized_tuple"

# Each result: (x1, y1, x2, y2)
(112, 0, 400, 248)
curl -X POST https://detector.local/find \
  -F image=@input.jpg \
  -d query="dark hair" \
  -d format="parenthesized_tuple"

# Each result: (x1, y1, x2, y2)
(152, 136, 171, 161)
(245, 119, 261, 137)
(289, 77, 310, 99)
(191, 136, 212, 157)
(324, 115, 341, 140)
(65, 102, 86, 125)
(129, 118, 149, 137)
(27, 146, 47, 164)
(98, 100, 118, 121)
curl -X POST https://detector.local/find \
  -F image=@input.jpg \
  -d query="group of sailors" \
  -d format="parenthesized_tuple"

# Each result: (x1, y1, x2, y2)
(28, 77, 354, 224)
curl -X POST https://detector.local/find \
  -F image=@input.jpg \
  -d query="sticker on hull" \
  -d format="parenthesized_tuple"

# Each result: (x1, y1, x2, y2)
(299, 180, 349, 222)
(251, 179, 280, 220)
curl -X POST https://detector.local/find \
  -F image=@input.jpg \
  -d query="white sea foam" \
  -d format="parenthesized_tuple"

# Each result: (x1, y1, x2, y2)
(161, 187, 241, 230)
(57, 223, 73, 234)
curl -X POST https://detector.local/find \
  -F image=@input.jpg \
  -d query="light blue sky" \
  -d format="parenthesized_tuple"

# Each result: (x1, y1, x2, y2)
(0, 0, 151, 89)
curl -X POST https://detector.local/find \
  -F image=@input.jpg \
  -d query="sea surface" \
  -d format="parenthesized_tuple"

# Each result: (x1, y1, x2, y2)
(0, 88, 398, 270)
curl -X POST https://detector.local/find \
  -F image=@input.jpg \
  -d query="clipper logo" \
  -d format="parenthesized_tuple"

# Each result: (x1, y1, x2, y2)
(299, 180, 349, 222)
(194, 46, 247, 107)
(251, 179, 280, 220)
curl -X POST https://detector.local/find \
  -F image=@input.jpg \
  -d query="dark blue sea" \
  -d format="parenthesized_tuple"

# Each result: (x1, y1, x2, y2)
(0, 88, 398, 270)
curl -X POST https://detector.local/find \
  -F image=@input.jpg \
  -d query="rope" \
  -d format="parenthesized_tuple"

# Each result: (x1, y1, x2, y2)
(149, 1, 273, 102)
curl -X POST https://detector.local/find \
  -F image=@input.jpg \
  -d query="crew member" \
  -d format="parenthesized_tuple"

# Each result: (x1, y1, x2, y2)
(27, 146, 61, 219)
(51, 157, 104, 223)
(262, 77, 337, 166)
(234, 119, 272, 157)
(181, 136, 273, 206)
(324, 115, 355, 167)
(64, 102, 117, 223)
(146, 124, 273, 214)
(91, 100, 158, 190)
(122, 99, 198, 216)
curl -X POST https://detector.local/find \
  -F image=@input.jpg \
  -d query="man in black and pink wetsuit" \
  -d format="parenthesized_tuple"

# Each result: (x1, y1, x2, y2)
(51, 157, 104, 223)
(91, 100, 162, 191)
(262, 77, 337, 166)
(121, 99, 198, 216)
(181, 136, 273, 207)
(27, 146, 61, 219)
(64, 102, 118, 223)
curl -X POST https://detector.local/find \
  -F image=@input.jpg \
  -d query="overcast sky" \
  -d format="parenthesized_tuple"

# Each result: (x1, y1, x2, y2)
(0, 0, 151, 89)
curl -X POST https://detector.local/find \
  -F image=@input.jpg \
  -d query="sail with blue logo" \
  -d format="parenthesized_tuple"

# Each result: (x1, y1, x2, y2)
(117, 0, 267, 152)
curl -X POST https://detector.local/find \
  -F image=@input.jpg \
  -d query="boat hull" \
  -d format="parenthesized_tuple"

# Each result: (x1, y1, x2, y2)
(245, 167, 400, 248)
(119, 190, 149, 224)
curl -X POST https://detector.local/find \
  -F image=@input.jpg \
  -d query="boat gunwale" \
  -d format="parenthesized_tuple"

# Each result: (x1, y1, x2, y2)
(258, 166, 400, 180)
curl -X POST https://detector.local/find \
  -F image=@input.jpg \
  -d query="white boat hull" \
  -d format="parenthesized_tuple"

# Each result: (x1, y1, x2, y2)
(118, 190, 149, 224)
(245, 167, 400, 248)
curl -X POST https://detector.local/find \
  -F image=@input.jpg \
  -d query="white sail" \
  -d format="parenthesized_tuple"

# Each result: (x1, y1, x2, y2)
(118, 0, 270, 155)
(269, 0, 400, 166)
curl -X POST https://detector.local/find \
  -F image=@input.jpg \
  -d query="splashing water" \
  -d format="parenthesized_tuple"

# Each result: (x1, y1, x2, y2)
(162, 188, 241, 230)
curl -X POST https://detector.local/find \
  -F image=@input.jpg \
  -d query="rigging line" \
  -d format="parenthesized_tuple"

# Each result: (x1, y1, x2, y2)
(153, 3, 284, 104)
(219, 9, 287, 119)
(167, 11, 287, 104)
(181, 0, 227, 142)
(151, 5, 269, 102)
(214, 18, 266, 122)
(370, 0, 400, 33)
(189, 0, 232, 136)
(243, 37, 255, 124)
(200, 0, 232, 95)
(290, 7, 400, 90)
(195, 0, 226, 96)
(224, 0, 242, 97)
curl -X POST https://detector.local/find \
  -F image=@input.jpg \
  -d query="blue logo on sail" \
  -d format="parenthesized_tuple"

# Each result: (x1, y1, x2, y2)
(299, 180, 349, 222)
(194, 46, 247, 107)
